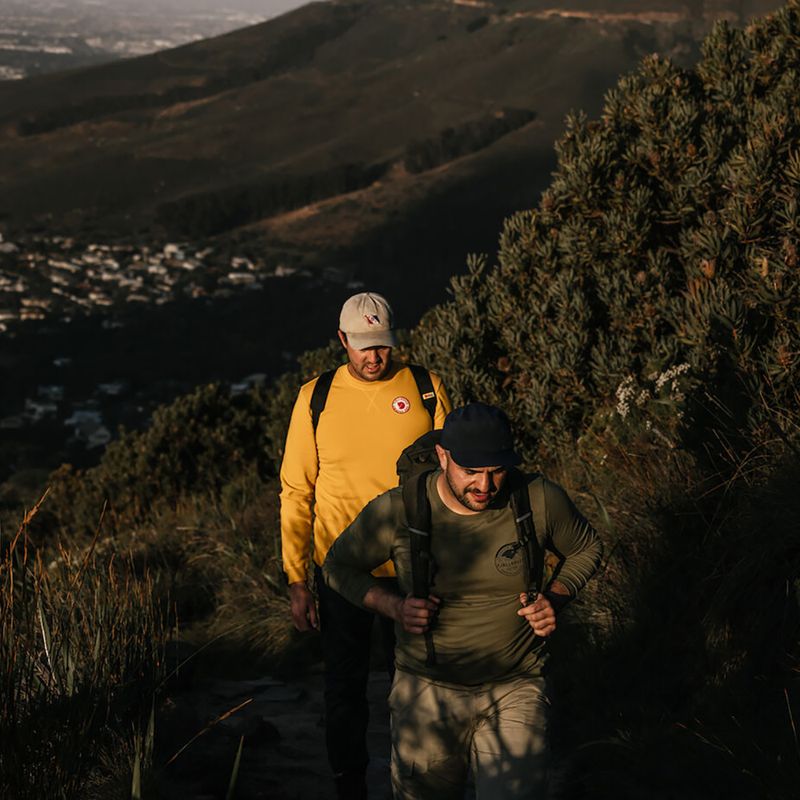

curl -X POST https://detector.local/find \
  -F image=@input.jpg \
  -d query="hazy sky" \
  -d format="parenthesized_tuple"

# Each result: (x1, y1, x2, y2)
(92, 0, 313, 12)
(0, 0, 315, 14)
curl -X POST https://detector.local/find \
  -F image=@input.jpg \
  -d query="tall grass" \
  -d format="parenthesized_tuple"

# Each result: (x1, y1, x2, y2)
(551, 394, 800, 799)
(104, 469, 300, 674)
(0, 498, 170, 800)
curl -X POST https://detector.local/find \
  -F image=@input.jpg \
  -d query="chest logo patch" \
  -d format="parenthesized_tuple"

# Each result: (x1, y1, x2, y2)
(392, 396, 411, 414)
(495, 542, 524, 576)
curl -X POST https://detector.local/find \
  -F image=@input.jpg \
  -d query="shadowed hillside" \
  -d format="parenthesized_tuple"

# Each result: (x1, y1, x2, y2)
(0, 0, 783, 281)
(0, 0, 784, 479)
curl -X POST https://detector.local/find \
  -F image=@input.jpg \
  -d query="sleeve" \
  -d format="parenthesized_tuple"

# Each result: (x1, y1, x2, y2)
(322, 491, 399, 609)
(542, 480, 603, 597)
(432, 373, 452, 428)
(279, 382, 319, 584)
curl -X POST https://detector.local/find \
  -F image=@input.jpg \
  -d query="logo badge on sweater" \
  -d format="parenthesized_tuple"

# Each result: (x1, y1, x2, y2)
(392, 396, 411, 414)
(495, 542, 524, 576)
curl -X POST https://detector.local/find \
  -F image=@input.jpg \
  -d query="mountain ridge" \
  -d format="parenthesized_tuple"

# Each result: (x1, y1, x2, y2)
(0, 1, 786, 281)
(0, 0, 787, 476)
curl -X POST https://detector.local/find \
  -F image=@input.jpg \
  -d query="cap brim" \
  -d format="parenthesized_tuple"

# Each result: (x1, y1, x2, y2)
(344, 330, 396, 349)
(448, 448, 522, 468)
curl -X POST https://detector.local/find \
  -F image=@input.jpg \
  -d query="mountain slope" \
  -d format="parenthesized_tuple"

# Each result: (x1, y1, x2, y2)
(0, 0, 782, 256)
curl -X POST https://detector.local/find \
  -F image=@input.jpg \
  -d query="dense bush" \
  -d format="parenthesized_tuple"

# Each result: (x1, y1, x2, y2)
(46, 383, 273, 534)
(552, 413, 800, 798)
(412, 5, 800, 466)
(402, 12, 800, 792)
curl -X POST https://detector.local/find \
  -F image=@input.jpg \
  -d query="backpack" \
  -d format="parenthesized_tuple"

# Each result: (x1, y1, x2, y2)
(309, 363, 437, 433)
(396, 429, 548, 666)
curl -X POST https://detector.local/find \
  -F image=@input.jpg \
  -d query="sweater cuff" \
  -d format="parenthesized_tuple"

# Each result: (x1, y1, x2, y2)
(284, 565, 308, 585)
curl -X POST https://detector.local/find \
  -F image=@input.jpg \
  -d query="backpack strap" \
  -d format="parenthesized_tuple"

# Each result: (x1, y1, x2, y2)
(402, 469, 437, 666)
(529, 476, 548, 557)
(509, 471, 547, 603)
(408, 364, 437, 424)
(309, 369, 336, 433)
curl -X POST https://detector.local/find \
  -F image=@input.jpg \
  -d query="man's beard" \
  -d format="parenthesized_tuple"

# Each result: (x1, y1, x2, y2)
(445, 471, 494, 512)
(355, 358, 391, 381)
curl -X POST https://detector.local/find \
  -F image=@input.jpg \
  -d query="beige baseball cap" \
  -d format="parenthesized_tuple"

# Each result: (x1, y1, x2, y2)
(339, 292, 397, 349)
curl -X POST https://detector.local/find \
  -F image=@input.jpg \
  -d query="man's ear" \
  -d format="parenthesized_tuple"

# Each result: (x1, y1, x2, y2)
(337, 330, 348, 349)
(434, 444, 448, 471)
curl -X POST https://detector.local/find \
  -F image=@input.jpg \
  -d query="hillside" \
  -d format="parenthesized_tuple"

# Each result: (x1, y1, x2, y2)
(0, 0, 785, 480)
(0, 0, 783, 287)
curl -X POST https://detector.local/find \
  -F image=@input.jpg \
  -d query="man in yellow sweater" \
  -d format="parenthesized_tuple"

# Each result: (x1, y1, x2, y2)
(280, 292, 451, 799)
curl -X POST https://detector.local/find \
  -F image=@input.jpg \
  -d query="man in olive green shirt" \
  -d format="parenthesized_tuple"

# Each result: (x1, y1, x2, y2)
(323, 403, 602, 799)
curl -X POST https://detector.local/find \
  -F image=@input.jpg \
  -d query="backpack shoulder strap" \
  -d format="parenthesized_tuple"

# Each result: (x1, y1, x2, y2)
(408, 364, 437, 425)
(509, 470, 547, 602)
(309, 369, 336, 434)
(529, 475, 547, 551)
(402, 469, 437, 666)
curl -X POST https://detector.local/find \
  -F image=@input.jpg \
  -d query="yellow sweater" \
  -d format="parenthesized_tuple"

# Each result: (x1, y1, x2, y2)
(280, 363, 451, 584)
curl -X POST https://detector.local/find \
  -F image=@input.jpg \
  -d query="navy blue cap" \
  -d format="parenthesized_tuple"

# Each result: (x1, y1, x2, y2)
(440, 403, 521, 468)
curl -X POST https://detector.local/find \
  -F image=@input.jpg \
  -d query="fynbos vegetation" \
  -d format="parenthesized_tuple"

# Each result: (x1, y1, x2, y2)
(412, 6, 800, 466)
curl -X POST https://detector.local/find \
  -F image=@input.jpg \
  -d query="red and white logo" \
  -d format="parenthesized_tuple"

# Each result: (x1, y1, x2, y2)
(364, 314, 381, 325)
(392, 396, 411, 414)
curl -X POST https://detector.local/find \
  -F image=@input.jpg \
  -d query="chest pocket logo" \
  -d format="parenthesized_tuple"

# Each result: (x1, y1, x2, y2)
(392, 396, 411, 414)
(495, 542, 524, 576)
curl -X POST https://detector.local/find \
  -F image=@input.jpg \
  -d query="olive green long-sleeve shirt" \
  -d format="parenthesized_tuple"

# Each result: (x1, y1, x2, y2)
(323, 472, 602, 686)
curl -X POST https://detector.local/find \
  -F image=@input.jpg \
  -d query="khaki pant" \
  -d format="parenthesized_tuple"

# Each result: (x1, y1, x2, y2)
(389, 669, 550, 800)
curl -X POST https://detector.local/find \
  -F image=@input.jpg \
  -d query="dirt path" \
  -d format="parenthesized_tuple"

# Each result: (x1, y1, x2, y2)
(159, 668, 393, 800)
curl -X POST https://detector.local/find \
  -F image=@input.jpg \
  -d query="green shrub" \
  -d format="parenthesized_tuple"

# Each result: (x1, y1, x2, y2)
(401, 10, 800, 791)
(46, 383, 270, 534)
(412, 4, 800, 466)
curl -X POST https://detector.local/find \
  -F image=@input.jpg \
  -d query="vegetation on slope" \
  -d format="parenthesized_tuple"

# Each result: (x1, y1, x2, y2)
(412, 7, 800, 466)
(1, 503, 170, 799)
(5, 3, 800, 797)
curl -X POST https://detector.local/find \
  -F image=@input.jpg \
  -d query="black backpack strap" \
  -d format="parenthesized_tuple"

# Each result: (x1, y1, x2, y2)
(309, 369, 336, 433)
(509, 470, 545, 604)
(408, 364, 437, 425)
(402, 469, 437, 666)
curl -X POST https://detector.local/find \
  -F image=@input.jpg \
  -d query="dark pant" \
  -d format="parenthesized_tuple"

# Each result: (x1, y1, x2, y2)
(315, 566, 397, 777)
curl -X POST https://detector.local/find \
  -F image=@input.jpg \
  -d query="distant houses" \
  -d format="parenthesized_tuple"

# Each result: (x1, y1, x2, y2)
(0, 231, 316, 458)
(3, 367, 272, 456)
(0, 236, 302, 333)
